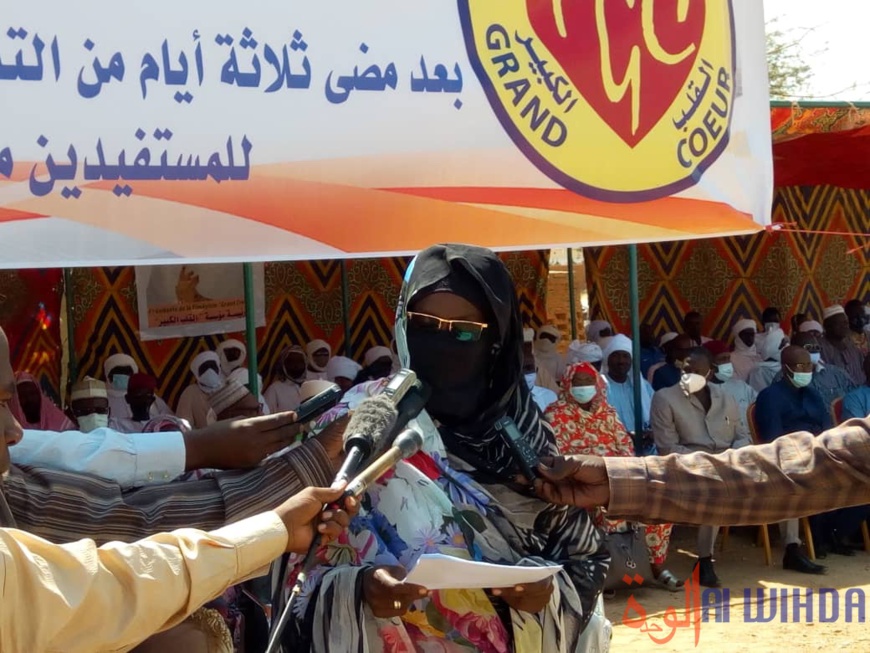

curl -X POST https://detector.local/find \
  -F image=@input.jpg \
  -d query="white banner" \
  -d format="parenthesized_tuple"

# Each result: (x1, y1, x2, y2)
(135, 263, 265, 340)
(0, 0, 771, 268)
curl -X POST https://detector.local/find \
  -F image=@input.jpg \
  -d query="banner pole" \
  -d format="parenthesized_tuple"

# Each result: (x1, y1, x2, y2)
(629, 245, 643, 455)
(63, 268, 78, 385)
(243, 263, 259, 397)
(566, 248, 578, 341)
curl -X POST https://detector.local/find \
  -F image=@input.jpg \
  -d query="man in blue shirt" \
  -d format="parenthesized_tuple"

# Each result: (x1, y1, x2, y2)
(755, 345, 828, 574)
(772, 332, 856, 408)
(652, 334, 692, 391)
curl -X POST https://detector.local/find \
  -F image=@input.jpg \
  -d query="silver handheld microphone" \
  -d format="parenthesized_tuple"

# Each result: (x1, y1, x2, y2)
(344, 428, 425, 498)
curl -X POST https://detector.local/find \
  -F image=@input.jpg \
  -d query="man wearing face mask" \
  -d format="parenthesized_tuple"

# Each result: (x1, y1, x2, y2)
(70, 378, 112, 432)
(705, 340, 757, 434)
(104, 353, 173, 421)
(650, 347, 750, 586)
(755, 345, 832, 569)
(772, 332, 855, 407)
(177, 351, 226, 428)
(522, 331, 557, 411)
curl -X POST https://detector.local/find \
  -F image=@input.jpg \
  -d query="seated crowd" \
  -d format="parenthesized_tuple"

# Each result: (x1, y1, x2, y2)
(537, 301, 870, 587)
(8, 295, 870, 638)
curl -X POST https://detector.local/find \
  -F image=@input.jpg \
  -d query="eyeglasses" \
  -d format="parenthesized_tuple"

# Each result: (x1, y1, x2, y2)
(802, 343, 821, 354)
(406, 312, 489, 342)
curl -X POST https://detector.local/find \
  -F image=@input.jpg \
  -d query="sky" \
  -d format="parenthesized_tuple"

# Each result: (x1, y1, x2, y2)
(764, 0, 870, 100)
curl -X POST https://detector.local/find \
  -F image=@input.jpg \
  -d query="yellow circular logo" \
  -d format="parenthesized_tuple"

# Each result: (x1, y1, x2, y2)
(458, 0, 736, 201)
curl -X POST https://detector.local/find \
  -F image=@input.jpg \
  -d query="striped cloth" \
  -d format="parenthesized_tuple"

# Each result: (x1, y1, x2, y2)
(2, 439, 333, 545)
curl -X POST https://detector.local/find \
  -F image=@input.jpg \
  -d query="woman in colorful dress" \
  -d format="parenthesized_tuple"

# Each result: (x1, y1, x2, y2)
(283, 244, 610, 652)
(545, 361, 680, 591)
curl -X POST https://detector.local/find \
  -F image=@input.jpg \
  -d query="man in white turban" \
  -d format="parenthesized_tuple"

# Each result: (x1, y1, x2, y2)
(730, 319, 762, 382)
(265, 346, 308, 412)
(748, 327, 788, 392)
(216, 339, 247, 377)
(602, 334, 654, 436)
(305, 340, 332, 381)
(534, 325, 565, 381)
(524, 328, 559, 392)
(103, 353, 172, 420)
(177, 351, 225, 428)
(565, 341, 603, 370)
(327, 356, 363, 393)
(228, 367, 270, 415)
(586, 320, 613, 347)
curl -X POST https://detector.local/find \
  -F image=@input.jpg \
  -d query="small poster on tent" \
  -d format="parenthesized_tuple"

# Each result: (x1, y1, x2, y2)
(134, 264, 265, 341)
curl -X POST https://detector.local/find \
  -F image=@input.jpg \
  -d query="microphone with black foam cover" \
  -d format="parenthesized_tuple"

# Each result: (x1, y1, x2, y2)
(333, 394, 398, 485)
(344, 428, 425, 499)
(389, 381, 431, 439)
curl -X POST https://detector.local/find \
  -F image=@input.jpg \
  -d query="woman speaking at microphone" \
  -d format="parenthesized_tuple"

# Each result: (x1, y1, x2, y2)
(284, 244, 608, 652)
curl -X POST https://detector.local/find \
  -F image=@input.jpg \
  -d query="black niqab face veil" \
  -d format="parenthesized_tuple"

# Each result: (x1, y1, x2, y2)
(396, 244, 557, 479)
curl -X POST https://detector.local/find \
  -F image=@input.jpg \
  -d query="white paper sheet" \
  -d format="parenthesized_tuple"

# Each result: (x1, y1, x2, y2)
(404, 553, 563, 591)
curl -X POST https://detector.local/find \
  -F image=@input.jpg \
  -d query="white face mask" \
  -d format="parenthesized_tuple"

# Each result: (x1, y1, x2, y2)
(111, 374, 130, 392)
(714, 363, 734, 382)
(570, 385, 598, 404)
(78, 413, 109, 433)
(524, 372, 537, 390)
(680, 372, 708, 396)
(809, 352, 821, 365)
(197, 369, 224, 394)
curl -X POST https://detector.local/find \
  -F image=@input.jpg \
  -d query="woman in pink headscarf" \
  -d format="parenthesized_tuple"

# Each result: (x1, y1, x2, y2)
(9, 372, 74, 431)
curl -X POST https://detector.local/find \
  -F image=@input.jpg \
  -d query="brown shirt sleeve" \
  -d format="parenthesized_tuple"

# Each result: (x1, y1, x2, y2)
(604, 418, 870, 525)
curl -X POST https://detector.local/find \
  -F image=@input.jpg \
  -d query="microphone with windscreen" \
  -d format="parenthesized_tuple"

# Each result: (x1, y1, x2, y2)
(334, 394, 398, 485)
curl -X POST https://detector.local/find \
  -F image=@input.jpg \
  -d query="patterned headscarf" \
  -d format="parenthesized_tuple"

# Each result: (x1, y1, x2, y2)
(395, 243, 558, 479)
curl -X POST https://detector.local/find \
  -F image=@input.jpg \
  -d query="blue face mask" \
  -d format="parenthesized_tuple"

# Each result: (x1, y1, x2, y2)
(112, 374, 130, 391)
(788, 367, 813, 388)
(570, 385, 598, 404)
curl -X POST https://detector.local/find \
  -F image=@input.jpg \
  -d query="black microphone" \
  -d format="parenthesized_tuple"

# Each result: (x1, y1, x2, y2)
(343, 428, 425, 498)
(389, 381, 431, 439)
(333, 394, 398, 485)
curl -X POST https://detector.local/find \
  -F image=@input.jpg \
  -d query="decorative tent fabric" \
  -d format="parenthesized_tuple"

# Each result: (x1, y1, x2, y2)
(68, 251, 548, 409)
(0, 269, 63, 403)
(584, 104, 870, 342)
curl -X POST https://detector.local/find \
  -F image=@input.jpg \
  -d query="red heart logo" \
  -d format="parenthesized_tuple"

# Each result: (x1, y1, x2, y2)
(527, 0, 706, 147)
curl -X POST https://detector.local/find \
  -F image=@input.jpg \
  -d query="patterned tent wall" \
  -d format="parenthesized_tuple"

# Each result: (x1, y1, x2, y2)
(70, 251, 549, 410)
(584, 186, 870, 343)
(0, 270, 64, 402)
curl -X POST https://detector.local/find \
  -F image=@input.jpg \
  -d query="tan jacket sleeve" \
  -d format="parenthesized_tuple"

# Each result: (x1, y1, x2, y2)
(605, 418, 870, 526)
(0, 512, 287, 653)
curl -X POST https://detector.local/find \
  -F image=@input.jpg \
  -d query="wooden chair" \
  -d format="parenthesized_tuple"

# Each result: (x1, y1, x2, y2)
(746, 403, 815, 565)
(831, 397, 844, 425)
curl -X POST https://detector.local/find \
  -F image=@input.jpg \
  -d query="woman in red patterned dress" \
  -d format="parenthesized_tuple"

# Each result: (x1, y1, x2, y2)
(545, 361, 681, 591)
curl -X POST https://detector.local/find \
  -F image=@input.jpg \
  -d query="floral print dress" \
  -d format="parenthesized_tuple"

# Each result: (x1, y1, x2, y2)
(281, 380, 609, 653)
(545, 362, 673, 567)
